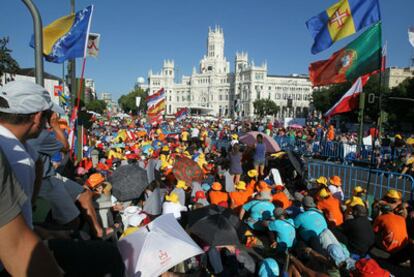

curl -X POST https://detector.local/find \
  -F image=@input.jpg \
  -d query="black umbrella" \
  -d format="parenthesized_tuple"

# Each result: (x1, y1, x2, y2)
(189, 214, 240, 246)
(109, 163, 149, 202)
(182, 205, 240, 229)
(286, 150, 305, 176)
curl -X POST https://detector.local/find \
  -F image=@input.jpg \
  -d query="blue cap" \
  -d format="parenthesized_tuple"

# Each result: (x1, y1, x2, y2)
(258, 258, 279, 277)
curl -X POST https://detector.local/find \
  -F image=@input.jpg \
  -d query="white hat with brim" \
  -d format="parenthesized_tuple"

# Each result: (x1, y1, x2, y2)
(0, 80, 64, 114)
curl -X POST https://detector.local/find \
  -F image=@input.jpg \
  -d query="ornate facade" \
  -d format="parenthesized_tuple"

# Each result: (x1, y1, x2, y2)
(144, 26, 313, 118)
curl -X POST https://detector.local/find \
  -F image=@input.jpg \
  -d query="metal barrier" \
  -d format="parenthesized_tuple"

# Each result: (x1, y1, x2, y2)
(273, 135, 412, 164)
(307, 160, 414, 200)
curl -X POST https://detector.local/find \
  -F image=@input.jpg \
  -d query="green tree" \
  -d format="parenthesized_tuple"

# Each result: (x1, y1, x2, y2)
(383, 77, 414, 129)
(311, 75, 389, 123)
(86, 99, 107, 114)
(118, 86, 148, 114)
(0, 37, 20, 86)
(253, 99, 279, 118)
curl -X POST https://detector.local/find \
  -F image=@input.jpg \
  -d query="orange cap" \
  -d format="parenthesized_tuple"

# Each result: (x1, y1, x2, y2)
(256, 181, 270, 192)
(330, 176, 342, 187)
(211, 182, 223, 191)
(86, 173, 105, 189)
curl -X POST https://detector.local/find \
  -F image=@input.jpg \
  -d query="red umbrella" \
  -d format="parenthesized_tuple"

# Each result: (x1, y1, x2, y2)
(172, 156, 204, 185)
(239, 131, 281, 153)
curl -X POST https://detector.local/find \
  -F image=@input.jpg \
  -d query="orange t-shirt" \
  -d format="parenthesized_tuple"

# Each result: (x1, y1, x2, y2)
(327, 129, 335, 141)
(317, 196, 344, 227)
(272, 192, 292, 209)
(229, 191, 252, 211)
(247, 180, 256, 194)
(209, 191, 229, 205)
(373, 213, 408, 253)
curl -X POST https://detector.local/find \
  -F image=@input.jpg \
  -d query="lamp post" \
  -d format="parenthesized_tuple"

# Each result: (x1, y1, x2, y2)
(21, 0, 44, 86)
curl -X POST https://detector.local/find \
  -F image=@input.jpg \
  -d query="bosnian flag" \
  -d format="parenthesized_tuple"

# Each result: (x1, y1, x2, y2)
(324, 75, 369, 120)
(146, 88, 165, 108)
(175, 108, 188, 121)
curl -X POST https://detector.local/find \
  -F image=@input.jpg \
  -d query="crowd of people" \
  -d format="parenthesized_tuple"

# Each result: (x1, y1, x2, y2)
(0, 80, 414, 276)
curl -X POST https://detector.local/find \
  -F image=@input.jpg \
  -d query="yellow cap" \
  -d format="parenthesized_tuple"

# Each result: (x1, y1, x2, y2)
(231, 134, 238, 140)
(385, 189, 402, 200)
(248, 169, 258, 178)
(235, 181, 246, 190)
(319, 188, 330, 198)
(395, 134, 402, 140)
(165, 193, 179, 203)
(353, 186, 366, 195)
(316, 176, 328, 186)
(345, 196, 364, 208)
(176, 180, 188, 190)
(161, 146, 170, 152)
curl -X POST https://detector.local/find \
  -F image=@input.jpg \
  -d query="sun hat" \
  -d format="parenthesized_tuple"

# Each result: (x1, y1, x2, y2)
(302, 196, 316, 208)
(231, 134, 238, 140)
(274, 207, 285, 218)
(294, 191, 304, 202)
(256, 181, 271, 192)
(235, 181, 247, 190)
(395, 134, 402, 140)
(165, 193, 179, 203)
(161, 145, 170, 152)
(86, 173, 105, 189)
(248, 169, 258, 178)
(258, 258, 279, 277)
(353, 186, 367, 195)
(176, 180, 188, 190)
(315, 176, 328, 186)
(211, 182, 223, 191)
(201, 183, 211, 191)
(330, 176, 342, 187)
(258, 190, 272, 201)
(0, 80, 64, 114)
(345, 196, 364, 208)
(385, 189, 402, 200)
(128, 214, 147, 227)
(319, 188, 330, 198)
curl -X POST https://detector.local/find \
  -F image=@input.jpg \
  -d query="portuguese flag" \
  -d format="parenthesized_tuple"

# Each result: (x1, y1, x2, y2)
(309, 22, 382, 87)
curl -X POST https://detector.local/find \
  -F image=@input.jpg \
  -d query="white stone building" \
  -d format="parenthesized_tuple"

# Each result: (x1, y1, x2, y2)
(383, 67, 414, 88)
(144, 26, 313, 119)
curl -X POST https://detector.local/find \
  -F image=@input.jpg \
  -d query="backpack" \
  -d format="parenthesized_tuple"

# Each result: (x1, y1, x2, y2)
(351, 258, 390, 277)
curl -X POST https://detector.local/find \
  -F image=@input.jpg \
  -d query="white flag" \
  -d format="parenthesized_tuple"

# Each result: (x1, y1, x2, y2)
(409, 27, 414, 48)
(136, 96, 141, 107)
(87, 33, 100, 57)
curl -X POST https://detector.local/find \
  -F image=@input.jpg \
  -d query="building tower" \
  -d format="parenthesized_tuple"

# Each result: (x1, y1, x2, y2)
(200, 26, 230, 74)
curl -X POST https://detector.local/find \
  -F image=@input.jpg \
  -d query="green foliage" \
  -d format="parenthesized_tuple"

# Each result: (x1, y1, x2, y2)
(312, 75, 390, 122)
(0, 37, 19, 85)
(253, 98, 279, 118)
(86, 99, 107, 114)
(118, 87, 148, 114)
(383, 77, 414, 128)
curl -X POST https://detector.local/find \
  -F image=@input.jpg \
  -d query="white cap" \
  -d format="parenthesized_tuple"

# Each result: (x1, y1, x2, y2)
(0, 80, 64, 114)
(128, 214, 146, 227)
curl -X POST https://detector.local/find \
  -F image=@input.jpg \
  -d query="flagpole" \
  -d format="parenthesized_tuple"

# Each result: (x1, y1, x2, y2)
(357, 91, 365, 146)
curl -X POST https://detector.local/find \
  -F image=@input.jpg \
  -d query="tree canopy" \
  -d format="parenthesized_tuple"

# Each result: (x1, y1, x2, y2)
(86, 99, 107, 115)
(0, 37, 19, 85)
(118, 86, 148, 114)
(253, 98, 279, 118)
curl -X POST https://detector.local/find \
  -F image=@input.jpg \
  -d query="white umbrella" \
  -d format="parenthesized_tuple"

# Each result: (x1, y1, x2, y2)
(118, 214, 204, 277)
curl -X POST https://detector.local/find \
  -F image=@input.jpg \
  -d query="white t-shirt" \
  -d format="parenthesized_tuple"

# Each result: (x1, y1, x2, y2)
(0, 125, 38, 228)
(191, 128, 200, 138)
(162, 202, 187, 219)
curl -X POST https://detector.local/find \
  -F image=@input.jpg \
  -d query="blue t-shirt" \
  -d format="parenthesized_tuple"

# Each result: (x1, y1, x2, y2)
(294, 208, 327, 242)
(254, 143, 266, 161)
(268, 218, 296, 251)
(27, 130, 63, 178)
(243, 200, 275, 221)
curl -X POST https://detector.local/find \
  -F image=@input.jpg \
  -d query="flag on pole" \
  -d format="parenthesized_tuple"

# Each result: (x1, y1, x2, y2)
(30, 5, 94, 63)
(309, 22, 382, 86)
(409, 27, 414, 48)
(146, 88, 165, 107)
(324, 75, 370, 119)
(87, 33, 100, 57)
(175, 108, 189, 121)
(306, 0, 381, 54)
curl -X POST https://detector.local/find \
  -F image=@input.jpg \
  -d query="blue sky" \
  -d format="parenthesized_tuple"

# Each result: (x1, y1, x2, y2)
(2, 0, 413, 100)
